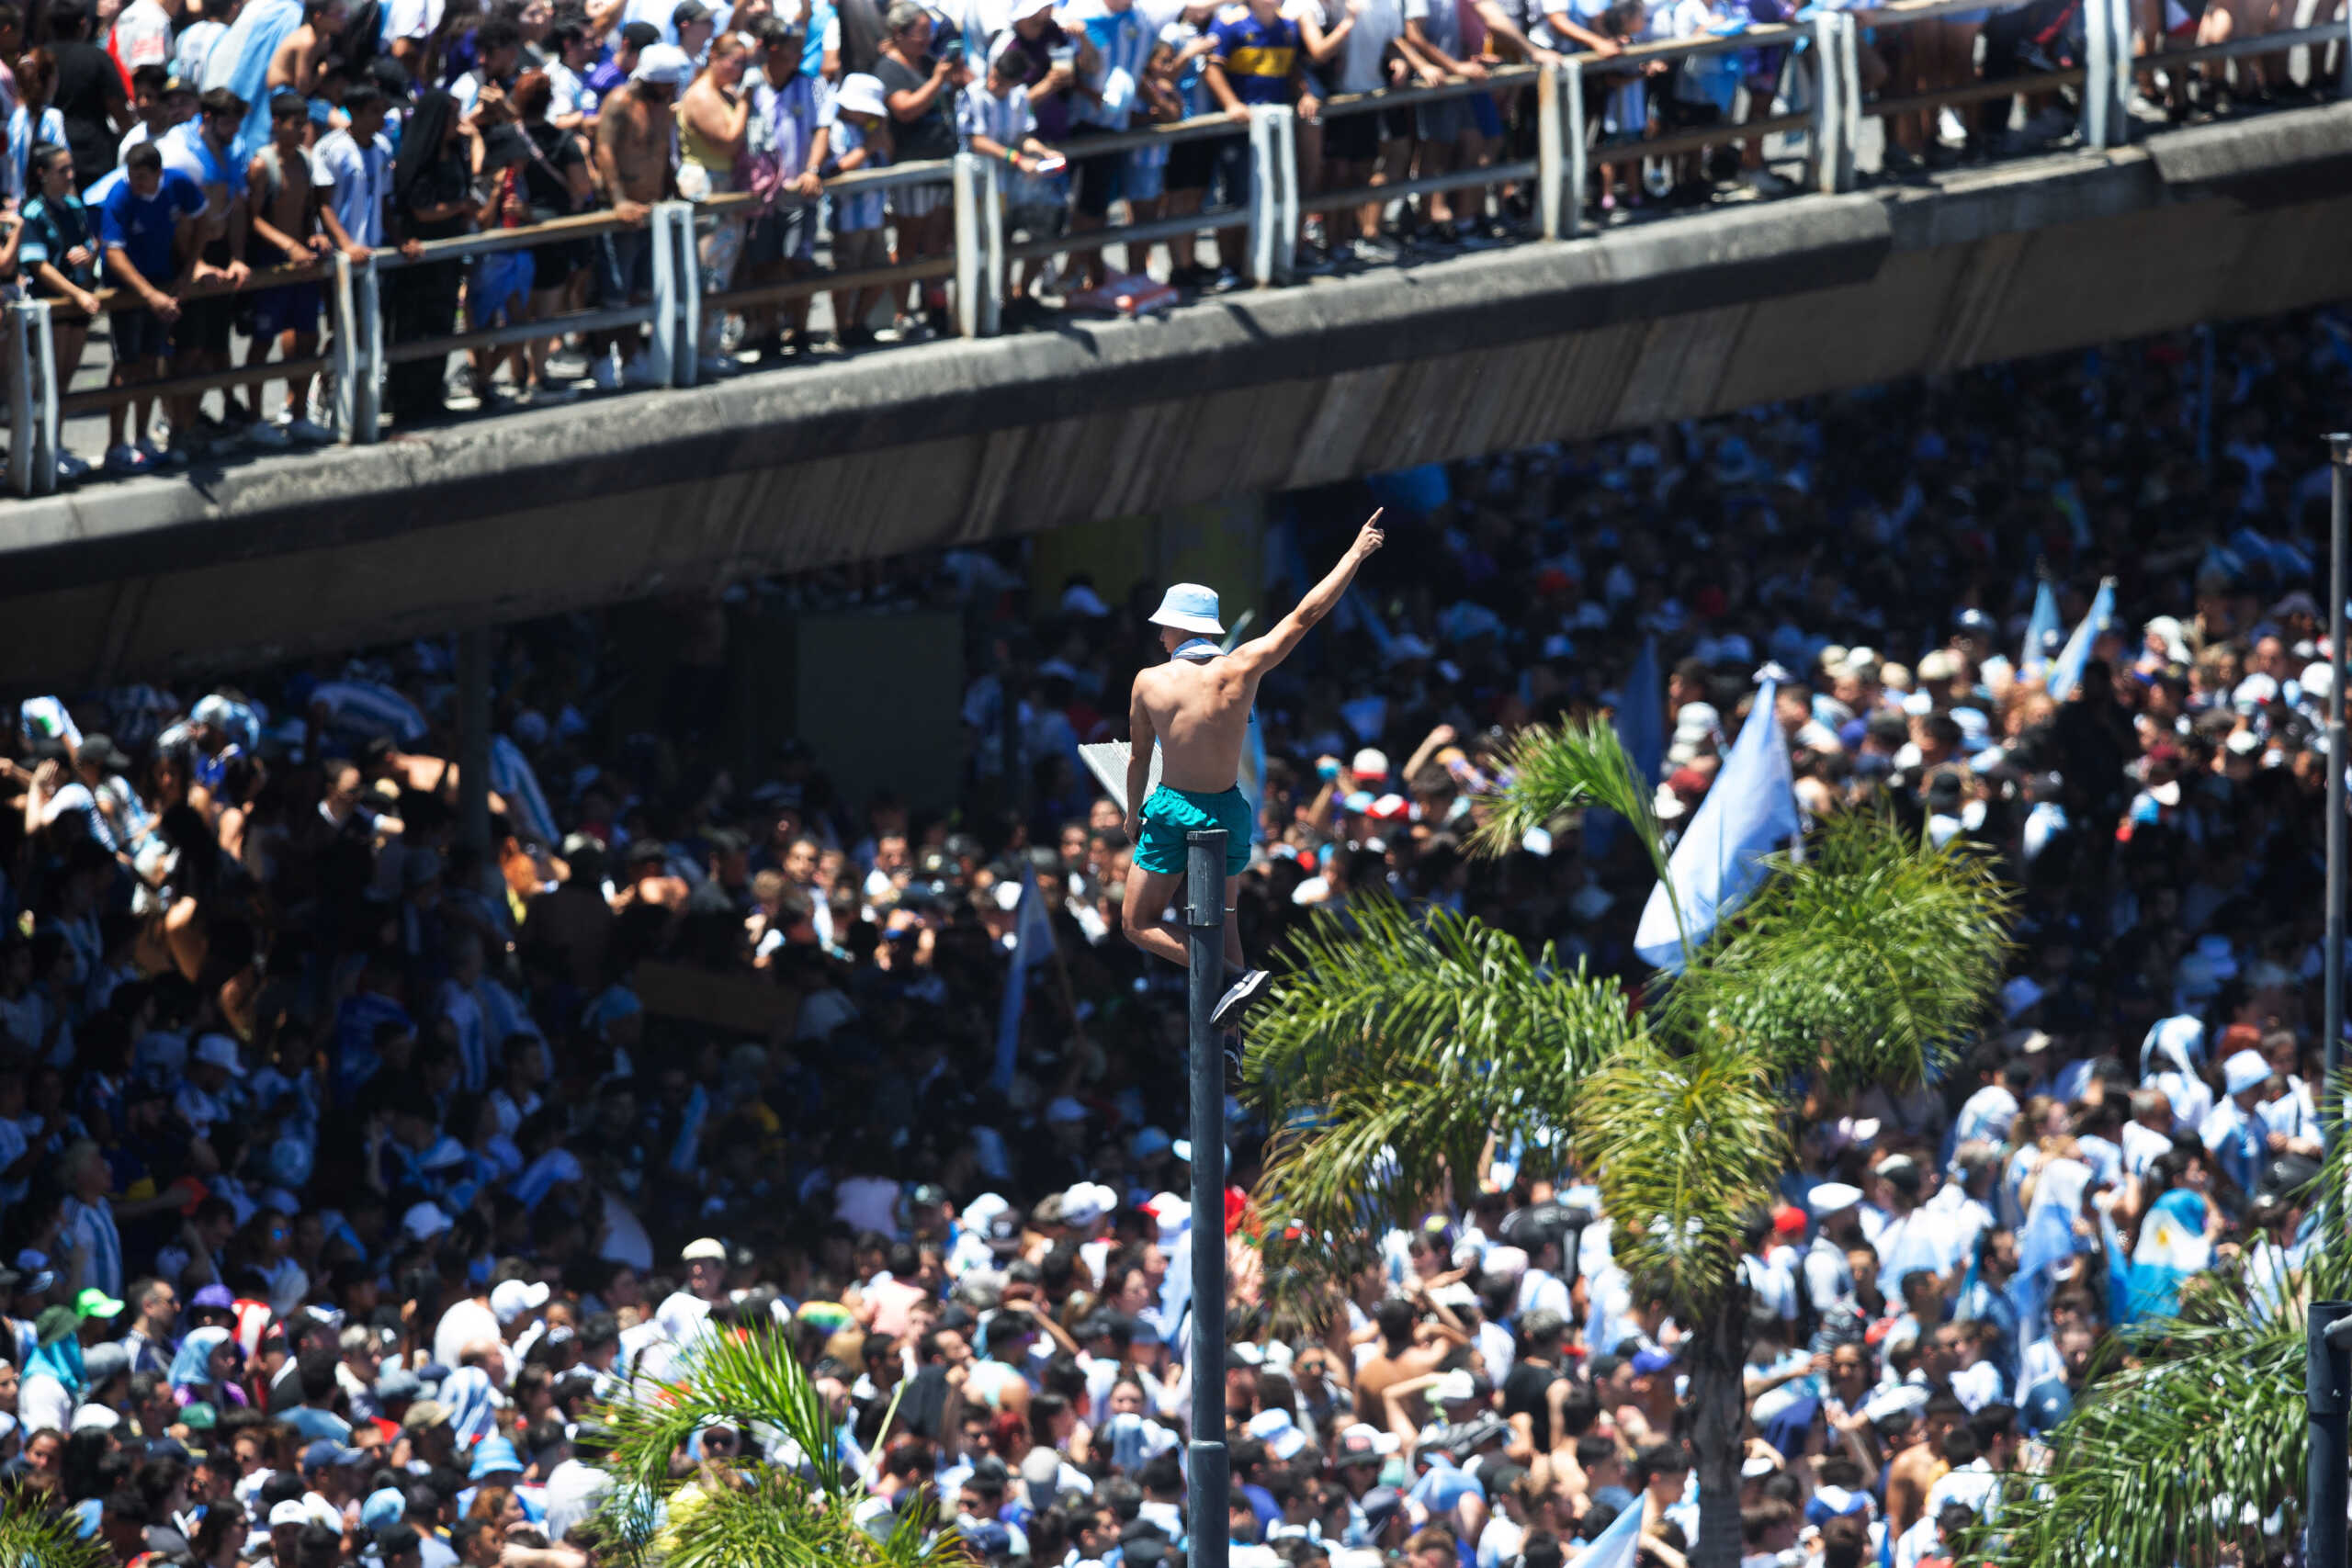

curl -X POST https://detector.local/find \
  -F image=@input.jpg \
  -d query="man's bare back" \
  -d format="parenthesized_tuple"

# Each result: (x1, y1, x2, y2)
(1133, 658, 1258, 795)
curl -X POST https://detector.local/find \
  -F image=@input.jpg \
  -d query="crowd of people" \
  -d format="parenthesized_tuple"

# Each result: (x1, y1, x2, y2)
(4, 0, 2343, 480)
(0, 299, 2343, 1568)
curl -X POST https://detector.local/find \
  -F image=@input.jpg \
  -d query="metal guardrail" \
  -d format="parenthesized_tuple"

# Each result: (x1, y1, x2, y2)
(9, 0, 2349, 494)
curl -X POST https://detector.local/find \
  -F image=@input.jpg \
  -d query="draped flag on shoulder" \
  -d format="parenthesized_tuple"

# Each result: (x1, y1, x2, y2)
(1634, 675, 1799, 974)
(1574, 1477, 1648, 1568)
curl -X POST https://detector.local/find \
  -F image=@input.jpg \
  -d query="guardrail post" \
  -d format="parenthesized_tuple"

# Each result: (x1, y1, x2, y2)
(1565, 58, 1589, 231)
(30, 299, 57, 494)
(2339, 0, 2352, 96)
(953, 151, 992, 339)
(666, 200, 702, 386)
(2084, 0, 2111, 146)
(980, 151, 1005, 336)
(1272, 105, 1298, 281)
(647, 202, 680, 387)
(356, 254, 382, 444)
(1810, 9, 1848, 192)
(10, 301, 33, 497)
(1538, 62, 1565, 239)
(2126, 0, 2144, 138)
(332, 252, 357, 444)
(1246, 105, 1275, 286)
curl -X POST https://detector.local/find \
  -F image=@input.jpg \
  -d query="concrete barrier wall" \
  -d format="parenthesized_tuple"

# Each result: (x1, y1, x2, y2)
(7, 107, 2352, 689)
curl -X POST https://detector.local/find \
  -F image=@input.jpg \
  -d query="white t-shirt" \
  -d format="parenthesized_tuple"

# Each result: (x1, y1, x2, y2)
(20, 1371, 72, 1435)
(434, 1295, 503, 1370)
(382, 0, 447, 41)
(110, 0, 175, 71)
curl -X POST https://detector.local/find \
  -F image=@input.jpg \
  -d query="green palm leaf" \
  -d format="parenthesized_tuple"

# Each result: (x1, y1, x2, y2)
(593, 1325, 950, 1567)
(1667, 806, 2015, 1089)
(1571, 1031, 1789, 1315)
(1470, 717, 1676, 919)
(0, 1489, 113, 1568)
(1250, 897, 1643, 1246)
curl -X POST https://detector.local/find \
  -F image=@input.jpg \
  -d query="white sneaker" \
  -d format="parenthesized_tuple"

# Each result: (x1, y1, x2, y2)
(1211, 967, 1274, 1031)
(101, 444, 146, 475)
(281, 415, 335, 446)
(245, 419, 292, 448)
(589, 354, 620, 391)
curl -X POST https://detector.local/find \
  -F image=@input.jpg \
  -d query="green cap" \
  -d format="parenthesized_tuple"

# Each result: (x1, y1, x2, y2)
(74, 1286, 123, 1321)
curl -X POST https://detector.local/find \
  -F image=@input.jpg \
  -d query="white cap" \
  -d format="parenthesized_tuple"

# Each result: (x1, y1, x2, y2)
(833, 71, 887, 118)
(490, 1279, 551, 1325)
(1807, 1181, 1862, 1215)
(682, 1236, 729, 1263)
(401, 1201, 451, 1241)
(1338, 1422, 1402, 1457)
(70, 1404, 119, 1431)
(193, 1032, 244, 1075)
(269, 1500, 312, 1529)
(631, 41, 695, 85)
(1060, 1181, 1115, 1227)
(1351, 748, 1389, 781)
(1432, 1368, 1479, 1403)
(2224, 1048, 2270, 1098)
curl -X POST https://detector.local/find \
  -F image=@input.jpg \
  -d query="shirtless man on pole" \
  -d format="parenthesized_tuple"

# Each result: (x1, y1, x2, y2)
(1123, 511, 1385, 1029)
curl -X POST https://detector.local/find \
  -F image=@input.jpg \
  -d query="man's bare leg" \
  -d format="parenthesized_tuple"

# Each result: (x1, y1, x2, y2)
(1123, 865, 1192, 968)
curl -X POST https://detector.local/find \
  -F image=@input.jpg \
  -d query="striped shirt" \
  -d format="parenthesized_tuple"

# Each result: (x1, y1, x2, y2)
(957, 82, 1063, 207)
(1060, 0, 1154, 127)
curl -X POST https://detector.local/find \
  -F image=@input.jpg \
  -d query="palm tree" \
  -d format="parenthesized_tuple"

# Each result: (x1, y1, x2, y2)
(1249, 717, 2013, 1568)
(0, 1489, 113, 1568)
(593, 1324, 968, 1568)
(1968, 1181, 2349, 1568)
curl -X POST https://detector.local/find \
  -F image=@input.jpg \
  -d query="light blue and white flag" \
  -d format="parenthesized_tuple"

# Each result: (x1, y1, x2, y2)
(992, 868, 1059, 1091)
(2019, 580, 2061, 681)
(1634, 678, 1799, 973)
(1577, 1479, 1649, 1568)
(2045, 578, 2116, 704)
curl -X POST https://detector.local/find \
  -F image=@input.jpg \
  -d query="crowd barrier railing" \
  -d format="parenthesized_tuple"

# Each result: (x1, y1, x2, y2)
(8, 0, 2346, 494)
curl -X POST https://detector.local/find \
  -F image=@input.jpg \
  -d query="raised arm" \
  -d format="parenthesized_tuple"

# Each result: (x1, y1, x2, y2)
(1230, 510, 1384, 676)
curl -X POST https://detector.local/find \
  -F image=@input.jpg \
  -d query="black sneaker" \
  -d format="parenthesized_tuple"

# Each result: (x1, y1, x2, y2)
(1223, 1032, 1247, 1093)
(1212, 968, 1273, 1031)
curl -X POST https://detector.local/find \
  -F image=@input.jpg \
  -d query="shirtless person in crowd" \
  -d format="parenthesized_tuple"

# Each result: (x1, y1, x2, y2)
(589, 42, 687, 386)
(266, 0, 348, 95)
(1122, 511, 1384, 1029)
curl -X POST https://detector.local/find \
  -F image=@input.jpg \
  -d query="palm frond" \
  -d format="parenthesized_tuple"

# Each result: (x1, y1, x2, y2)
(0, 1489, 114, 1568)
(1251, 897, 1642, 1247)
(1666, 806, 2014, 1089)
(593, 1326, 955, 1568)
(1971, 1080, 2352, 1568)
(1571, 1032, 1789, 1317)
(1470, 717, 1674, 908)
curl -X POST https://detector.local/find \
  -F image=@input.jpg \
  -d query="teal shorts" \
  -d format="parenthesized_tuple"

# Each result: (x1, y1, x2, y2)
(1135, 784, 1253, 877)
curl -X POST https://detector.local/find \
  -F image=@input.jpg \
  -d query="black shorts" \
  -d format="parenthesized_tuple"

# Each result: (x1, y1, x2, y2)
(529, 238, 589, 290)
(175, 292, 235, 357)
(1065, 120, 1125, 219)
(1324, 104, 1381, 163)
(747, 203, 819, 265)
(112, 306, 172, 364)
(1167, 131, 1217, 193)
(1210, 130, 1251, 209)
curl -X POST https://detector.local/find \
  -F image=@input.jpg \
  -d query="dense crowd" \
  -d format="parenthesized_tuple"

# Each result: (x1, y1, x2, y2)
(6, 0, 2338, 479)
(0, 300, 2344, 1568)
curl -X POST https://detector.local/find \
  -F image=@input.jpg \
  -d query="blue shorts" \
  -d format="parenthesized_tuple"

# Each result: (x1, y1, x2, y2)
(250, 280, 322, 340)
(1135, 784, 1252, 877)
(469, 248, 535, 328)
(112, 307, 172, 364)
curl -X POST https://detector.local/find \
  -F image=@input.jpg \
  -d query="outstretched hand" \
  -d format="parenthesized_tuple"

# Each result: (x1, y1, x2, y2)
(1351, 508, 1385, 559)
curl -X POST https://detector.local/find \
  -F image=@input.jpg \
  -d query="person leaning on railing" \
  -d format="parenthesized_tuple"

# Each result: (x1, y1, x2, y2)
(675, 28, 752, 378)
(737, 14, 829, 363)
(873, 0, 967, 338)
(17, 143, 99, 420)
(1201, 0, 1318, 290)
(383, 88, 480, 421)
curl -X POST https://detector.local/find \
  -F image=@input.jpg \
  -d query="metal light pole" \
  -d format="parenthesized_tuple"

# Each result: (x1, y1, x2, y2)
(2327, 435, 2349, 1209)
(1184, 828, 1230, 1568)
(2312, 1301, 2352, 1568)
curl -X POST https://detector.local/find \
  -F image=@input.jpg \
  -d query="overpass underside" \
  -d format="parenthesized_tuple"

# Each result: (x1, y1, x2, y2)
(7, 105, 2352, 689)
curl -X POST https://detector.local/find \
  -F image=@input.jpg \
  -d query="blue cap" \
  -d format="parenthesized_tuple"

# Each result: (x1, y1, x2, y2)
(1147, 582, 1224, 637)
(361, 1488, 407, 1530)
(302, 1439, 368, 1471)
(1631, 1348, 1678, 1376)
(469, 1435, 524, 1480)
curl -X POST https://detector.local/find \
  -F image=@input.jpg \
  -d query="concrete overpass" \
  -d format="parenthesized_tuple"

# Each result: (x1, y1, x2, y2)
(7, 102, 2352, 690)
